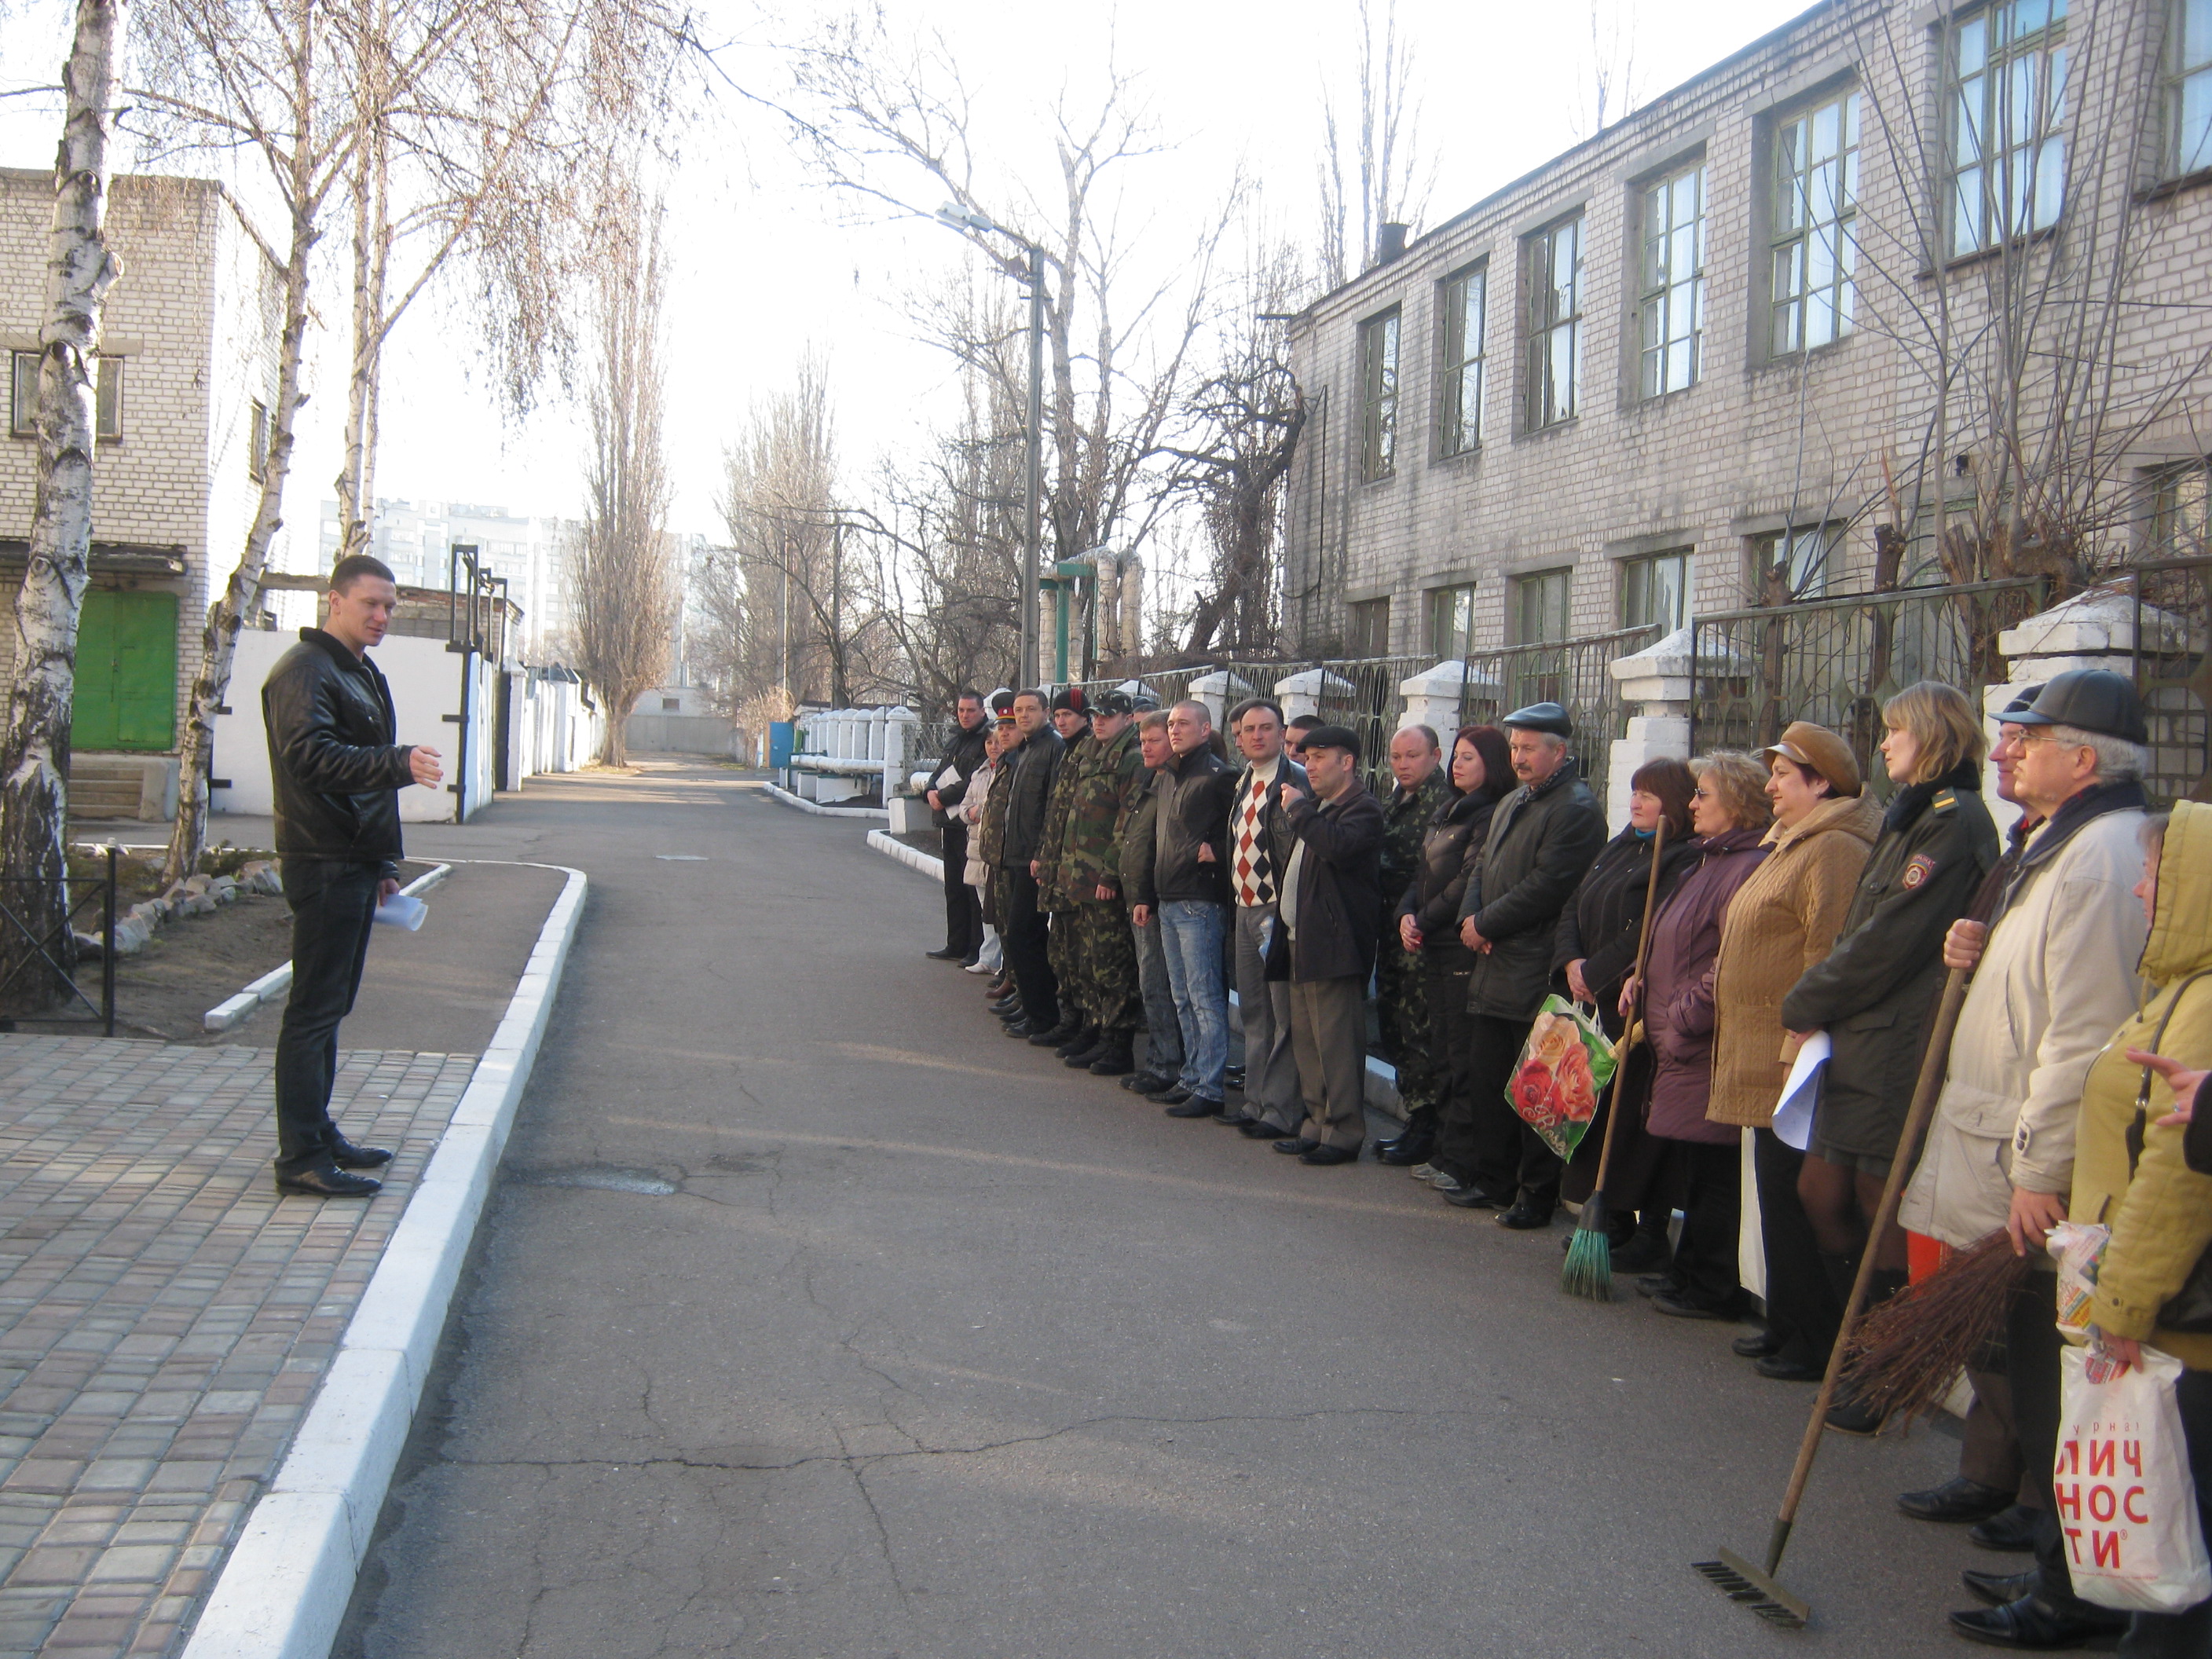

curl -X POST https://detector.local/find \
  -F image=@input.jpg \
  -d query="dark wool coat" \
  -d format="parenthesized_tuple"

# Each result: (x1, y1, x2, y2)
(1780, 762, 1999, 1162)
(1267, 782, 1386, 983)
(1397, 785, 1507, 970)
(1640, 829, 1772, 1144)
(1551, 826, 1699, 1019)
(1457, 758, 1606, 1021)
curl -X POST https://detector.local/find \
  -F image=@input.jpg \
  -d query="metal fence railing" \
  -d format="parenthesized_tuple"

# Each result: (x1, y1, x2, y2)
(2122, 558, 2211, 806)
(0, 845, 117, 1034)
(1689, 578, 2047, 801)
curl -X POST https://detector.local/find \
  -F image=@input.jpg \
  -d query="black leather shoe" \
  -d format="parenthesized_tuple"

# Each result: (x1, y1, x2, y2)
(1153, 1085, 1193, 1106)
(1636, 1272, 1681, 1298)
(330, 1136, 394, 1170)
(925, 946, 964, 961)
(1273, 1137, 1320, 1155)
(1755, 1353, 1821, 1382)
(1223, 1066, 1246, 1091)
(1650, 1290, 1730, 1320)
(1208, 1104, 1247, 1123)
(1733, 1329, 1780, 1359)
(1946, 1594, 2127, 1648)
(1236, 1119, 1281, 1139)
(1825, 1393, 1888, 1436)
(1496, 1201, 1555, 1229)
(1121, 1071, 1174, 1094)
(1299, 1143, 1360, 1166)
(1962, 1569, 2042, 1609)
(1969, 1503, 2044, 1554)
(1443, 1184, 1508, 1210)
(1003, 1020, 1039, 1039)
(1166, 1096, 1222, 1119)
(1610, 1231, 1672, 1274)
(1375, 1137, 1434, 1166)
(991, 993, 1022, 1016)
(1899, 1477, 2015, 1525)
(275, 1164, 382, 1198)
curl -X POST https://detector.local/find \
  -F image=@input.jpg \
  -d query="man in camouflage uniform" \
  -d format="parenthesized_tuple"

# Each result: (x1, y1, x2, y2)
(1375, 725, 1454, 1120)
(1028, 688, 1093, 1051)
(976, 699, 1024, 1016)
(1056, 690, 1148, 1075)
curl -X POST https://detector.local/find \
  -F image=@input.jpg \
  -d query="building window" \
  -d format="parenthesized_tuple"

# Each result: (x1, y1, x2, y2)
(2149, 460, 2210, 557)
(1438, 264, 1486, 456)
(1427, 584, 1476, 657)
(2170, 0, 2212, 178)
(1511, 568, 1571, 645)
(1639, 165, 1705, 398)
(10, 351, 123, 439)
(1359, 308, 1400, 481)
(1772, 90, 1862, 355)
(247, 400, 269, 482)
(1756, 526, 1836, 599)
(1523, 215, 1582, 430)
(1621, 550, 1689, 631)
(1948, 0, 2067, 258)
(94, 357, 122, 441)
(661, 696, 681, 712)
(1346, 596, 1392, 657)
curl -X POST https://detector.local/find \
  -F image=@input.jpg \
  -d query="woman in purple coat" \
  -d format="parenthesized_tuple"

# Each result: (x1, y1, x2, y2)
(1624, 750, 1774, 1321)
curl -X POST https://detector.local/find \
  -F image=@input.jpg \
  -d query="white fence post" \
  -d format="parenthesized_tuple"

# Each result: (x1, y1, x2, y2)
(1397, 660, 1498, 740)
(1272, 667, 1353, 723)
(1606, 627, 1696, 826)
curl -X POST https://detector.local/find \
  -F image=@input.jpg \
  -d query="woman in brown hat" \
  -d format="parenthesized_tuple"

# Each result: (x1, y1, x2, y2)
(1707, 721, 1882, 1379)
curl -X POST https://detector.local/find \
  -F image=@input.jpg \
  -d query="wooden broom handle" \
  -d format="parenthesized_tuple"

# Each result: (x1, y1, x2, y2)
(1591, 817, 1669, 1195)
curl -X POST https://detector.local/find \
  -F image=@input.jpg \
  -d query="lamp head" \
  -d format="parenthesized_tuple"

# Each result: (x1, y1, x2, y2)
(936, 203, 993, 233)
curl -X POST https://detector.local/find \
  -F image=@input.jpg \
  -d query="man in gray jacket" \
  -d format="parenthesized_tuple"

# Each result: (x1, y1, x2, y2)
(1449, 703, 1604, 1228)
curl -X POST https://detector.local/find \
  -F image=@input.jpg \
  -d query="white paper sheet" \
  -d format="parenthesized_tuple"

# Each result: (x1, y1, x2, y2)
(372, 892, 427, 931)
(1770, 1030, 1831, 1152)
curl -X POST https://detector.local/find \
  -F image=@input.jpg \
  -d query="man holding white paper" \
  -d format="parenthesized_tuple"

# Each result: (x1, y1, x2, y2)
(261, 553, 444, 1198)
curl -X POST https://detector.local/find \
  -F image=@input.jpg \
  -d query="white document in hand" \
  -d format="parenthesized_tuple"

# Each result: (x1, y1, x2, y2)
(372, 892, 427, 932)
(1771, 1030, 1831, 1152)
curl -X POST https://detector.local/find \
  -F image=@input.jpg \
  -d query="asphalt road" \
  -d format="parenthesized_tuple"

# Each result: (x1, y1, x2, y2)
(331, 757, 2002, 1659)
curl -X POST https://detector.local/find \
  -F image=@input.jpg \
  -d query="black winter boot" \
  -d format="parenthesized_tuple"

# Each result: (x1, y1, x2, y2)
(1055, 1021, 1101, 1059)
(1029, 1014, 1082, 1047)
(1064, 1029, 1110, 1068)
(1087, 1033, 1137, 1076)
(1375, 1107, 1437, 1166)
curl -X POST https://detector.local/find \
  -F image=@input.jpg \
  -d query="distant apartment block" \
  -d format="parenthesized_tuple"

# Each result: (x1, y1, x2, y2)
(312, 498, 578, 654)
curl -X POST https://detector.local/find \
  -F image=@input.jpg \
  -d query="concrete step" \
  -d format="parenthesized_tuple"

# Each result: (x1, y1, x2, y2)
(68, 758, 156, 819)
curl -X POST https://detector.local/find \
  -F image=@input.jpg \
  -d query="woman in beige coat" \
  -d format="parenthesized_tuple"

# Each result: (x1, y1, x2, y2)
(1708, 721, 1882, 1379)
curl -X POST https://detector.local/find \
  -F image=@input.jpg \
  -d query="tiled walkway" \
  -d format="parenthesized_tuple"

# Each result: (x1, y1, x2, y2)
(0, 1038, 472, 1657)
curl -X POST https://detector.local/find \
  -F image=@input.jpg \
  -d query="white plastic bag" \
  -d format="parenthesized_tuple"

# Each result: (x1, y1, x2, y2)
(2055, 1343, 2212, 1613)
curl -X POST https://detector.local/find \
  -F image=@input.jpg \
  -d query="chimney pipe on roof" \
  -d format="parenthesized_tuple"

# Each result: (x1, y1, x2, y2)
(1376, 222, 1408, 265)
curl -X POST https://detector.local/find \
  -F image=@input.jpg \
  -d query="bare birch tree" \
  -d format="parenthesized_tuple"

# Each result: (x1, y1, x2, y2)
(0, 0, 126, 1004)
(566, 176, 676, 767)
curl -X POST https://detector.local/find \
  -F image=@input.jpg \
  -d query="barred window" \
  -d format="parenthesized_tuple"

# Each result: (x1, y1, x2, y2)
(1438, 264, 1486, 456)
(1621, 550, 1689, 631)
(1771, 90, 1861, 354)
(1948, 0, 2068, 258)
(1640, 165, 1705, 397)
(1427, 584, 1476, 657)
(1523, 216, 1582, 430)
(2170, 0, 2212, 178)
(1360, 309, 1401, 481)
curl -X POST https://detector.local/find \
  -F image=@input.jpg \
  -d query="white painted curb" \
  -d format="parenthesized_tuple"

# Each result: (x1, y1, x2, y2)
(203, 864, 453, 1033)
(180, 862, 588, 1659)
(859, 831, 1404, 1117)
(764, 780, 888, 820)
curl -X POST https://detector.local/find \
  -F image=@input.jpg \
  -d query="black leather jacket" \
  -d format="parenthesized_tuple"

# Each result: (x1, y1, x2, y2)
(1000, 727, 1066, 867)
(262, 628, 415, 870)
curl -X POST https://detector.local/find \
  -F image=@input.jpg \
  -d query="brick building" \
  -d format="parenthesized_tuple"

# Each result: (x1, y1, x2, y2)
(2, 170, 284, 816)
(1280, 0, 2212, 661)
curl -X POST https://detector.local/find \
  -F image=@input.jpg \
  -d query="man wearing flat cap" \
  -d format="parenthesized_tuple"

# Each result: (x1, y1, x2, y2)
(1902, 668, 2150, 1650)
(1447, 701, 1606, 1226)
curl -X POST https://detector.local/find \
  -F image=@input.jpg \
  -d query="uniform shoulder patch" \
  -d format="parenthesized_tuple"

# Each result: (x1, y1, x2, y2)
(1930, 789, 1957, 813)
(1902, 853, 1939, 889)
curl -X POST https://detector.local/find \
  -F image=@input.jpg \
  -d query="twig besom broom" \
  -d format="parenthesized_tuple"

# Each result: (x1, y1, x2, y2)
(1560, 817, 1668, 1302)
(1692, 965, 1972, 1631)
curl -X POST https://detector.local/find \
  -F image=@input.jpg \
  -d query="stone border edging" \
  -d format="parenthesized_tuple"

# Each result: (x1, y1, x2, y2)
(203, 864, 454, 1033)
(178, 860, 588, 1659)
(859, 829, 1404, 1115)
(764, 780, 888, 820)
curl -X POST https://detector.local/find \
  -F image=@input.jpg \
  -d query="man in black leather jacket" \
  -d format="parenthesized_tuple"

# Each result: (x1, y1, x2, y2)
(262, 555, 442, 1197)
(995, 691, 1067, 1038)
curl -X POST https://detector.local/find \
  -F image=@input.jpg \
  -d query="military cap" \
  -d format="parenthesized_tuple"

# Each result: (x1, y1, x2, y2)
(987, 688, 1016, 716)
(2008, 668, 2148, 745)
(1050, 686, 1089, 714)
(1095, 689, 1137, 716)
(1502, 701, 1573, 738)
(1300, 723, 1362, 761)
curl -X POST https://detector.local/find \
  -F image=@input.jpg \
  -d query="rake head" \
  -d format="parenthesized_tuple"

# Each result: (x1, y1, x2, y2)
(1692, 1548, 1810, 1631)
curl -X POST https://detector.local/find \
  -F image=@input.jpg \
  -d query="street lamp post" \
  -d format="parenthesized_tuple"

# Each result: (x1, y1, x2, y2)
(936, 203, 1044, 691)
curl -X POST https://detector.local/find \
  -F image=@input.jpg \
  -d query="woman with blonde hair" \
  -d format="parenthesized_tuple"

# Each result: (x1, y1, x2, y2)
(1779, 680, 1998, 1426)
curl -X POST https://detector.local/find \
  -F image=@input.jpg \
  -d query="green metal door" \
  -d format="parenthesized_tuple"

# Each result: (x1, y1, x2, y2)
(75, 589, 178, 752)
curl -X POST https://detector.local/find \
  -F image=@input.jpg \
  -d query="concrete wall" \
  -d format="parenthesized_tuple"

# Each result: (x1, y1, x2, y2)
(625, 712, 740, 757)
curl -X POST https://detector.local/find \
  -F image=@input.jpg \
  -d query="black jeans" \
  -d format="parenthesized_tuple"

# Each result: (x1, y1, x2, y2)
(2005, 1270, 2088, 1610)
(1753, 1128, 1843, 1369)
(1665, 1137, 1744, 1310)
(940, 822, 981, 956)
(1463, 1013, 1560, 1210)
(1002, 866, 1058, 1031)
(273, 859, 382, 1174)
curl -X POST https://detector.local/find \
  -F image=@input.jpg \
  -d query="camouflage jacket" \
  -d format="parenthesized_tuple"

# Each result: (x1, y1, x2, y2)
(1060, 724, 1146, 895)
(1035, 729, 1094, 908)
(1380, 767, 1455, 921)
(975, 746, 1019, 871)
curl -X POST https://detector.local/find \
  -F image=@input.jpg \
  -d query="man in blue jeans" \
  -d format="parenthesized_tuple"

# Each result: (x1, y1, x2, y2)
(261, 554, 444, 1197)
(1131, 700, 1236, 1116)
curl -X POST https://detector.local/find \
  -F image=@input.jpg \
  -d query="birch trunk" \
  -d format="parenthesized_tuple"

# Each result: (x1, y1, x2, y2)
(0, 0, 126, 1009)
(162, 132, 319, 886)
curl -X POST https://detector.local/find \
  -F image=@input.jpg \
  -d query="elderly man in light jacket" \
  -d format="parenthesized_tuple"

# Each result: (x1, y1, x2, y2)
(1902, 669, 2149, 1651)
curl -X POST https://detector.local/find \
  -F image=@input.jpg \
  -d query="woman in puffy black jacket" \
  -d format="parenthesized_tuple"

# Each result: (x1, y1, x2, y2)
(1381, 725, 1514, 1169)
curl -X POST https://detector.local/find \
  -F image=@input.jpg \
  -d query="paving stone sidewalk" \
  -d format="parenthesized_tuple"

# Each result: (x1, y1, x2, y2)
(0, 1037, 473, 1657)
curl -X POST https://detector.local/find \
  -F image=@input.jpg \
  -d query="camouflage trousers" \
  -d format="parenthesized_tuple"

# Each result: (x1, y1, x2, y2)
(1072, 900, 1142, 1032)
(1046, 898, 1080, 1008)
(1375, 936, 1445, 1115)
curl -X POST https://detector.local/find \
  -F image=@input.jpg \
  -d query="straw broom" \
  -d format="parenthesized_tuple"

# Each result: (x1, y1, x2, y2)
(1561, 817, 1668, 1302)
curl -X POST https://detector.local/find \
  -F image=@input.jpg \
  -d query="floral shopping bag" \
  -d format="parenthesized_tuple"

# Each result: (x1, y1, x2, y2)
(1504, 995, 1620, 1162)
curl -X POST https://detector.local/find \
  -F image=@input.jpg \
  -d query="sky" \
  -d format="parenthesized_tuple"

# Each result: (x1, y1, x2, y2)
(1, 0, 1815, 571)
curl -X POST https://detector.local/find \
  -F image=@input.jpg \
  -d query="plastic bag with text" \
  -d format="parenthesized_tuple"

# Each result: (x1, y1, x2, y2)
(1503, 996, 1619, 1162)
(2055, 1343, 2212, 1613)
